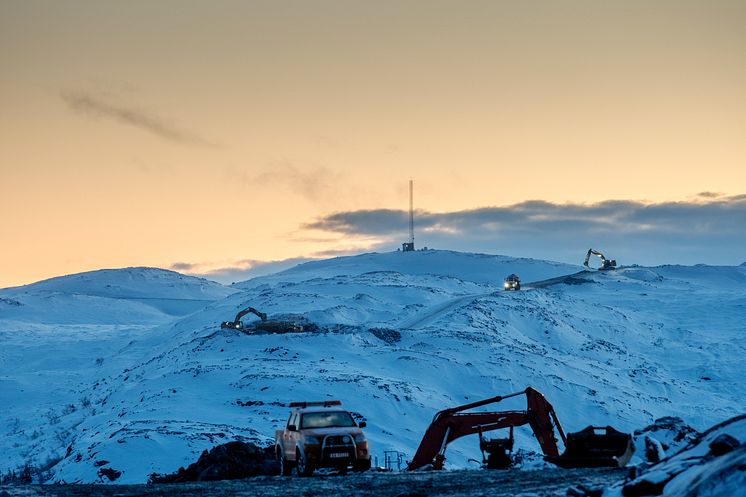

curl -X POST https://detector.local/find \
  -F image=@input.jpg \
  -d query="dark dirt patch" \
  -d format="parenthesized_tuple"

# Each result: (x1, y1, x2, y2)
(149, 441, 278, 483)
(96, 468, 121, 482)
(370, 328, 402, 344)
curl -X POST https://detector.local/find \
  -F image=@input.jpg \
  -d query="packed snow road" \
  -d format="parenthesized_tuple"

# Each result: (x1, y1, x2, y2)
(0, 468, 627, 497)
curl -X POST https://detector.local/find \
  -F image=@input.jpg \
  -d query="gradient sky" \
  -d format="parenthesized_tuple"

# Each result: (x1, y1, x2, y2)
(1, 1, 745, 287)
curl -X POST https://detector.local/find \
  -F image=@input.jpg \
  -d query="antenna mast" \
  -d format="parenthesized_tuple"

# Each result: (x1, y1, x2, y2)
(409, 179, 414, 246)
(402, 179, 415, 252)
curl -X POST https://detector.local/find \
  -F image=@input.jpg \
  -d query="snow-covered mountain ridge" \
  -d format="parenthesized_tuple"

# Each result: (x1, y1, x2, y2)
(0, 267, 236, 324)
(1, 251, 744, 484)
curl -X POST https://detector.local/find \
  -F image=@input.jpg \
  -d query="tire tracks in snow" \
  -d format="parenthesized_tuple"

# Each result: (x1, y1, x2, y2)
(398, 293, 493, 329)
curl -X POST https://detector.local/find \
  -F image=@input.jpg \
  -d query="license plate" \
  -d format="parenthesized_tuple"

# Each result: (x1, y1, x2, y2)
(329, 452, 348, 459)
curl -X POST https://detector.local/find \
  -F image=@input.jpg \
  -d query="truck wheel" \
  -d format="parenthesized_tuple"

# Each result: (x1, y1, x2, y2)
(353, 459, 372, 472)
(296, 449, 314, 477)
(277, 448, 293, 477)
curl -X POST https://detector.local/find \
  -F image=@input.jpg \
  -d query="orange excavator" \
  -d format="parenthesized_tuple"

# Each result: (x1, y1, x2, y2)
(407, 387, 633, 471)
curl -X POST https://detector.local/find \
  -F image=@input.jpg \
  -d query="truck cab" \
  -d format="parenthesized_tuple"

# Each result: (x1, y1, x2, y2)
(275, 400, 371, 476)
(504, 274, 521, 291)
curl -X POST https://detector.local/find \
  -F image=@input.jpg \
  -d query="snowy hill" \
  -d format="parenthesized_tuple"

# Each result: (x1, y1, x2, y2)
(1, 251, 744, 484)
(0, 267, 236, 324)
(233, 250, 579, 290)
(0, 267, 236, 482)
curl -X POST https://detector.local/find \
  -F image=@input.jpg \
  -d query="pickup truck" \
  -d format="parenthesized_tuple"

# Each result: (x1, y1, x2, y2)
(274, 400, 371, 476)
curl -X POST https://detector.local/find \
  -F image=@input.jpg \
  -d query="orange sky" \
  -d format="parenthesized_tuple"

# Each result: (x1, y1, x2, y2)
(1, 1, 745, 287)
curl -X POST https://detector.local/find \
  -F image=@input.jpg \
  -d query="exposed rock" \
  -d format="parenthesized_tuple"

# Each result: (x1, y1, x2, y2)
(566, 484, 604, 497)
(369, 328, 402, 344)
(621, 414, 746, 497)
(644, 436, 665, 464)
(97, 467, 122, 482)
(621, 477, 667, 497)
(633, 416, 699, 462)
(708, 433, 740, 456)
(149, 441, 278, 483)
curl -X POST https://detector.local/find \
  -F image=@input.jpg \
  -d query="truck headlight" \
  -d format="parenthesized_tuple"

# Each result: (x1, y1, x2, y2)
(354, 433, 367, 444)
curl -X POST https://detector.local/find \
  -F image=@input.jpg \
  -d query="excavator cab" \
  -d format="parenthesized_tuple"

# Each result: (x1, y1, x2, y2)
(479, 426, 514, 469)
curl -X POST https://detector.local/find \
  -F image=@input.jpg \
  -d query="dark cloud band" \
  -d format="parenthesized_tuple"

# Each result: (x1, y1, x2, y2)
(305, 197, 746, 236)
(61, 91, 214, 147)
(303, 196, 746, 266)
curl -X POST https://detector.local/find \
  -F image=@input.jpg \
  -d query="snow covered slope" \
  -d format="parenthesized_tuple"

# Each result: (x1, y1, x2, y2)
(0, 267, 236, 324)
(1, 251, 744, 484)
(0, 267, 236, 481)
(234, 250, 577, 290)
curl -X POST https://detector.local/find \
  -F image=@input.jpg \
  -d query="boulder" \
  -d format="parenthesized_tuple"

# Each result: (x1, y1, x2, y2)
(150, 441, 279, 483)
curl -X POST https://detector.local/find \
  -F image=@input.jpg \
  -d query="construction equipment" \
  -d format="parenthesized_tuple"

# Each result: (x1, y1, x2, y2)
(221, 306, 304, 334)
(583, 248, 617, 271)
(503, 274, 521, 291)
(407, 387, 633, 471)
(275, 400, 371, 476)
(221, 307, 267, 330)
(479, 426, 514, 469)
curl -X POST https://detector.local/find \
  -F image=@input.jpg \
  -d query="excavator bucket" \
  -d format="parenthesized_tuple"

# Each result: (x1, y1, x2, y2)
(546, 426, 634, 468)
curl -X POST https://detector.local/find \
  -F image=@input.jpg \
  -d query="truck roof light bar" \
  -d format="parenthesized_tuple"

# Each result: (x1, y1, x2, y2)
(288, 400, 342, 408)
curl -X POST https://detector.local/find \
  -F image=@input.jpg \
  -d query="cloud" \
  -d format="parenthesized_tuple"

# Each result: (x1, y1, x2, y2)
(225, 160, 348, 206)
(170, 262, 196, 271)
(252, 160, 342, 203)
(170, 258, 312, 284)
(304, 209, 409, 236)
(696, 191, 725, 199)
(305, 197, 746, 236)
(169, 195, 746, 284)
(61, 91, 214, 146)
(303, 195, 746, 266)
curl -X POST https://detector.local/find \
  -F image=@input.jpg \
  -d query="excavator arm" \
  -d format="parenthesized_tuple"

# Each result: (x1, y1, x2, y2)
(407, 387, 566, 470)
(584, 248, 617, 270)
(583, 248, 606, 267)
(221, 306, 268, 329)
(234, 307, 267, 323)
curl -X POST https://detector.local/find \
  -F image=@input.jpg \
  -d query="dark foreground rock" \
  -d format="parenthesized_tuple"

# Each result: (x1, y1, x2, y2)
(149, 441, 279, 483)
(632, 416, 699, 463)
(619, 414, 746, 497)
(0, 467, 627, 497)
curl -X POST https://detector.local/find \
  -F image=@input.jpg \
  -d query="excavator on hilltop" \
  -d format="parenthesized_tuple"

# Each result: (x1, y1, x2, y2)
(221, 307, 267, 329)
(221, 306, 305, 334)
(407, 387, 633, 471)
(583, 248, 617, 271)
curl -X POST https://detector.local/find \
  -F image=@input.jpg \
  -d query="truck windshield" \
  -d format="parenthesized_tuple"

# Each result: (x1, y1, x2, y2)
(300, 411, 356, 429)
